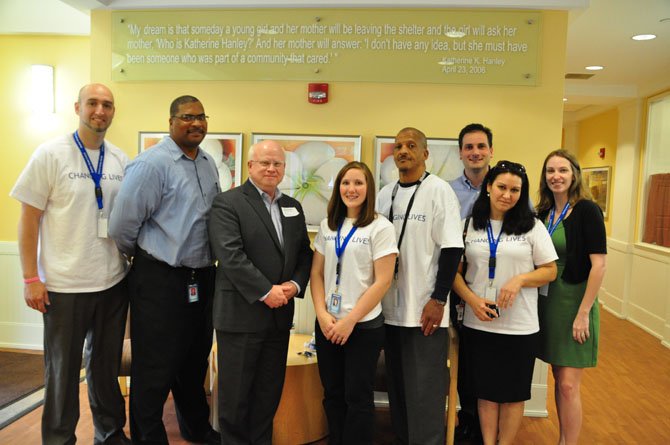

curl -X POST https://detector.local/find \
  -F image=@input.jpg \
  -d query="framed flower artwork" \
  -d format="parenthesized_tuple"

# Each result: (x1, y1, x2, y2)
(139, 132, 243, 191)
(251, 133, 362, 231)
(374, 136, 461, 191)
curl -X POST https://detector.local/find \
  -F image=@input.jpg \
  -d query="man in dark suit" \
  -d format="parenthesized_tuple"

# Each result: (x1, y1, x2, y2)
(208, 139, 313, 445)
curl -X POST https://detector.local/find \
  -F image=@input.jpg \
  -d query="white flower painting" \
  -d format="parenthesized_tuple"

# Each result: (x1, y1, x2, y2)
(139, 132, 243, 191)
(374, 136, 461, 190)
(251, 134, 362, 231)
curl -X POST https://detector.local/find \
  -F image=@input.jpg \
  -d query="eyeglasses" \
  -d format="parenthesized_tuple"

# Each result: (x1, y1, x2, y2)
(251, 160, 285, 169)
(494, 160, 526, 174)
(172, 114, 209, 123)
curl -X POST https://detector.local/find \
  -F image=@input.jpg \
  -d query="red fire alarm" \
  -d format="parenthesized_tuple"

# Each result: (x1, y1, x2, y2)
(308, 83, 328, 104)
(598, 147, 605, 159)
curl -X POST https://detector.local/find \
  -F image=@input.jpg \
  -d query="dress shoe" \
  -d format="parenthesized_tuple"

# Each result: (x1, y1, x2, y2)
(454, 423, 483, 445)
(183, 428, 221, 445)
(103, 431, 131, 445)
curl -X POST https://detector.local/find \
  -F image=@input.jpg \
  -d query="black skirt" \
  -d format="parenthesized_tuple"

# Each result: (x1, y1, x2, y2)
(461, 326, 539, 403)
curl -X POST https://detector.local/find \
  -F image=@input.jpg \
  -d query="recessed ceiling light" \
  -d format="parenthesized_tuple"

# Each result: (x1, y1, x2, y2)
(585, 65, 604, 71)
(563, 98, 568, 102)
(632, 34, 656, 41)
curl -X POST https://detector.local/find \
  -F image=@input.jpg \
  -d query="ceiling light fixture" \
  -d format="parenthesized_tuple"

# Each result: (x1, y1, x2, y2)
(563, 98, 568, 102)
(585, 65, 604, 71)
(632, 34, 656, 41)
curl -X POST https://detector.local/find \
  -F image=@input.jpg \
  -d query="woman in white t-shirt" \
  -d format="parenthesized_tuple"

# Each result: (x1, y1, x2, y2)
(452, 160, 558, 445)
(311, 161, 398, 445)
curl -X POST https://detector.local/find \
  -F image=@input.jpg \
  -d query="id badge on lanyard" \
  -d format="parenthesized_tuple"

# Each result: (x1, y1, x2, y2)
(540, 203, 570, 296)
(73, 131, 107, 238)
(456, 300, 465, 322)
(97, 211, 108, 238)
(329, 222, 357, 315)
(328, 291, 342, 315)
(187, 270, 199, 303)
(486, 221, 502, 317)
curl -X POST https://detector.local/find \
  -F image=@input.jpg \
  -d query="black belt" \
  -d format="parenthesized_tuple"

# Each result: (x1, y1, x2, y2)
(135, 247, 213, 271)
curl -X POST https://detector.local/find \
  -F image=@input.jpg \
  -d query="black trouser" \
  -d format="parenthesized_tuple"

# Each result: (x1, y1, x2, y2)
(216, 328, 290, 445)
(449, 293, 480, 432)
(43, 279, 128, 445)
(315, 321, 384, 445)
(384, 325, 448, 445)
(128, 251, 215, 445)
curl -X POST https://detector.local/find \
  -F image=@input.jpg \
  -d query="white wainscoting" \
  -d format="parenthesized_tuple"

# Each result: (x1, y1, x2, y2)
(0, 242, 43, 349)
(601, 237, 670, 346)
(293, 286, 317, 335)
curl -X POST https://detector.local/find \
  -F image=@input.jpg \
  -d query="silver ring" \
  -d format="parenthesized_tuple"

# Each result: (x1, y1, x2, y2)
(432, 324, 438, 327)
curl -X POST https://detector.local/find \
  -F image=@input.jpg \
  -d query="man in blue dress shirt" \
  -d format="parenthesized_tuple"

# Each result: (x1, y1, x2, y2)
(449, 123, 494, 220)
(109, 96, 220, 445)
(449, 123, 494, 444)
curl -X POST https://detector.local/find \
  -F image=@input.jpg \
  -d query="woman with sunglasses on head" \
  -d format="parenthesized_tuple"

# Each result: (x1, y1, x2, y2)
(310, 161, 397, 445)
(452, 160, 558, 445)
(536, 150, 607, 445)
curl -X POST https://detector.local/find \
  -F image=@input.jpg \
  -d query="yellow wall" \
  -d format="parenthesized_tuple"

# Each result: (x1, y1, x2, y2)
(94, 9, 567, 186)
(0, 35, 90, 240)
(0, 9, 567, 241)
(577, 108, 618, 233)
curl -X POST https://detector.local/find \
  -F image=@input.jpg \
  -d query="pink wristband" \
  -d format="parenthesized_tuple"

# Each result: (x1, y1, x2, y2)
(23, 276, 41, 284)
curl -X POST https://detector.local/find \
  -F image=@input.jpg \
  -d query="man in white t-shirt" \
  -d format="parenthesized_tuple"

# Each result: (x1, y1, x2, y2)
(376, 127, 463, 445)
(10, 84, 130, 445)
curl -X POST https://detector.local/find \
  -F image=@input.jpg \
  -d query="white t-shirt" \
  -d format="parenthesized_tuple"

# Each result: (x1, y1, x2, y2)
(10, 134, 129, 293)
(462, 219, 558, 335)
(313, 215, 398, 322)
(376, 174, 463, 327)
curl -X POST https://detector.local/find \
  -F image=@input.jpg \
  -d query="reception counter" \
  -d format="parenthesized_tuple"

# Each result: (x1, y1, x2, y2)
(210, 333, 328, 445)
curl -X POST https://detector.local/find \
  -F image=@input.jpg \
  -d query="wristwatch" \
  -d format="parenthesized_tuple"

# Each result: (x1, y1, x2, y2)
(432, 298, 447, 306)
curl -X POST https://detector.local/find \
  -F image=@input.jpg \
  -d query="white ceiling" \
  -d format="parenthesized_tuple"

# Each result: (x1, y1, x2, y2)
(2, 0, 669, 120)
(563, 0, 670, 118)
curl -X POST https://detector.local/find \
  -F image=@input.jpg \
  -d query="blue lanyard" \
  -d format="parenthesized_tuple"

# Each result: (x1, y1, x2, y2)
(486, 221, 503, 281)
(335, 221, 358, 288)
(73, 131, 105, 210)
(547, 202, 570, 236)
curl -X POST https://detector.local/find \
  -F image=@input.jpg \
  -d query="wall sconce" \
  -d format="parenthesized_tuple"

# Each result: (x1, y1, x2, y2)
(31, 64, 55, 114)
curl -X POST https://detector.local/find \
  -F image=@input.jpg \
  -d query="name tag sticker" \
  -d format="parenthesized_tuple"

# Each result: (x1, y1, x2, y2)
(281, 207, 299, 217)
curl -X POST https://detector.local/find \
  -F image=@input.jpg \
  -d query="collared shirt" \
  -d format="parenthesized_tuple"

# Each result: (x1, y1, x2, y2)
(109, 136, 219, 268)
(449, 172, 481, 219)
(449, 170, 535, 219)
(249, 179, 284, 247)
(247, 180, 301, 299)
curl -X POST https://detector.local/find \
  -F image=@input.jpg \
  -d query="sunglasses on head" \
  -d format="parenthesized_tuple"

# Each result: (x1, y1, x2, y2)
(493, 160, 526, 174)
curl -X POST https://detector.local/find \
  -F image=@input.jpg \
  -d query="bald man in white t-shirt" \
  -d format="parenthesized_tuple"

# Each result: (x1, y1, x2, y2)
(376, 127, 463, 445)
(11, 84, 130, 445)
